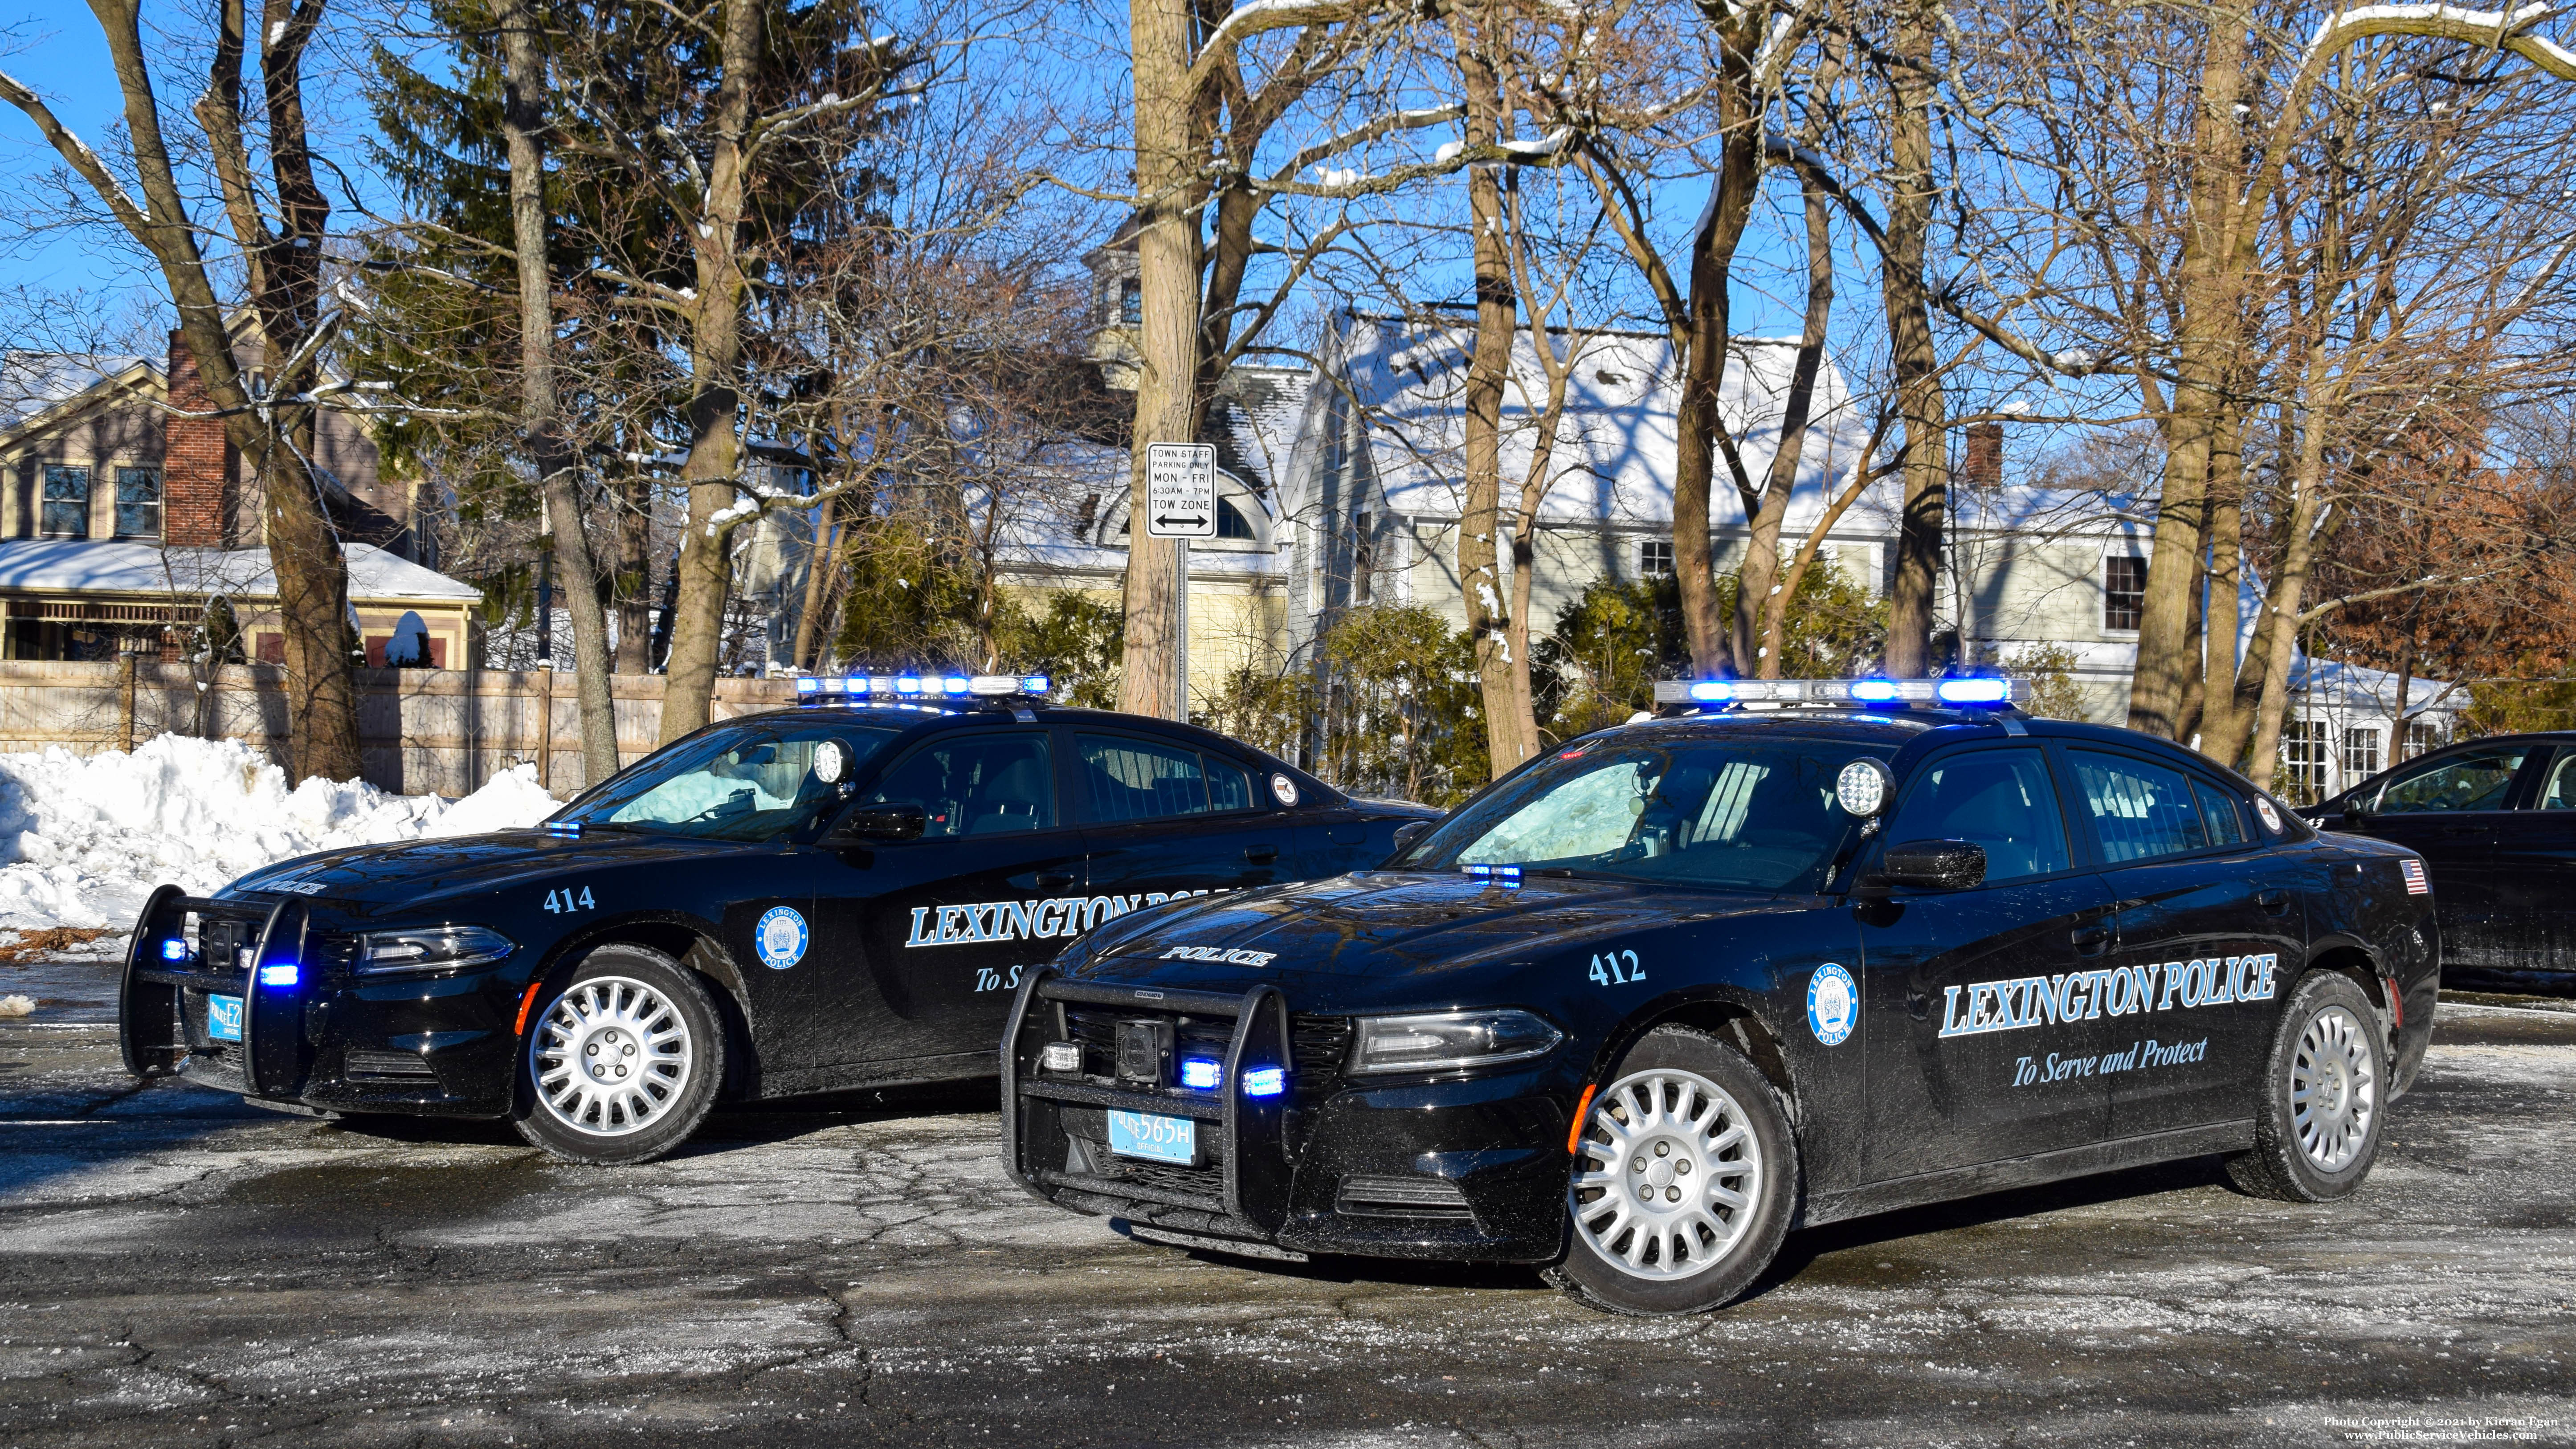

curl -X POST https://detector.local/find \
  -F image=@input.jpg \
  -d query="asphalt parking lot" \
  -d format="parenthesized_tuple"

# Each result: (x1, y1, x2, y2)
(2, 957, 2573, 1449)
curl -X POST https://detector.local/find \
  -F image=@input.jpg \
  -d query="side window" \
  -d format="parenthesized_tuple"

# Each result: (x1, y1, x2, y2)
(1886, 748, 2071, 884)
(1078, 733, 1261, 822)
(2537, 751, 2576, 811)
(2192, 780, 2249, 847)
(41, 465, 89, 539)
(114, 467, 163, 539)
(2069, 750, 2209, 863)
(2373, 747, 2528, 814)
(865, 733, 1056, 838)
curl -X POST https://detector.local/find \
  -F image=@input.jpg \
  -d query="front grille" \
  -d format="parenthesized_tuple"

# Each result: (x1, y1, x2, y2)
(1061, 1007, 1350, 1102)
(344, 1049, 437, 1080)
(1336, 1173, 1474, 1220)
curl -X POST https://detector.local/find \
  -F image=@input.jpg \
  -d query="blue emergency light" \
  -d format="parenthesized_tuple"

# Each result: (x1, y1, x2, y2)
(1241, 1065, 1287, 1098)
(258, 963, 300, 988)
(160, 938, 190, 962)
(795, 672, 1053, 707)
(1650, 677, 2028, 710)
(1180, 1058, 1223, 1090)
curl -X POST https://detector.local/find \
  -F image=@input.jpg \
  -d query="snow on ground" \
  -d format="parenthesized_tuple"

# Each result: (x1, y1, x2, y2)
(0, 734, 561, 934)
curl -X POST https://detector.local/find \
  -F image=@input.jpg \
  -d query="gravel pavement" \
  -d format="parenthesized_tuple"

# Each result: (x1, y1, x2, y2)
(1, 957, 2572, 1448)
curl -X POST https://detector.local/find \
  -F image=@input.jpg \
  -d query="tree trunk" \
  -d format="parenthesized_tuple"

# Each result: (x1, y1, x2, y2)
(655, 0, 761, 744)
(1671, 72, 1761, 676)
(792, 493, 840, 670)
(2193, 402, 2249, 758)
(1880, 0, 1946, 678)
(1449, 9, 1531, 779)
(1748, 180, 1835, 678)
(1114, 0, 1199, 720)
(614, 470, 655, 673)
(2245, 393, 2335, 783)
(497, 0, 616, 788)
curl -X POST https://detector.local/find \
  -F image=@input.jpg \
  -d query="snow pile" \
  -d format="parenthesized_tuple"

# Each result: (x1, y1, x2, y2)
(0, 734, 562, 933)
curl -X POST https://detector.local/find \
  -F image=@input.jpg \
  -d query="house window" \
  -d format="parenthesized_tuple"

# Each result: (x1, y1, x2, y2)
(2103, 555, 2146, 631)
(2343, 726, 2382, 782)
(1217, 499, 1257, 540)
(1639, 539, 1674, 577)
(114, 467, 162, 539)
(2402, 720, 2442, 760)
(41, 465, 90, 538)
(1119, 278, 1143, 326)
(2283, 720, 2331, 802)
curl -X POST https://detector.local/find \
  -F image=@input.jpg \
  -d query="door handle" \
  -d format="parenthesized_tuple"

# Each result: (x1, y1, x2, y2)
(2257, 888, 2290, 915)
(1244, 844, 1280, 863)
(2070, 924, 2113, 955)
(1033, 871, 1075, 890)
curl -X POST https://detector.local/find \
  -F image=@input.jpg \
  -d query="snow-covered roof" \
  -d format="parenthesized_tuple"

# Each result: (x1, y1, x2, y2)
(1209, 365, 1310, 491)
(1953, 484, 2156, 540)
(1304, 314, 1890, 532)
(0, 540, 482, 604)
(0, 352, 157, 435)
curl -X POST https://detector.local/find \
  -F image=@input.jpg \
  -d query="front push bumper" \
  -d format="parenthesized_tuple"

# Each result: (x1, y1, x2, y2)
(119, 886, 525, 1117)
(1001, 969, 1575, 1263)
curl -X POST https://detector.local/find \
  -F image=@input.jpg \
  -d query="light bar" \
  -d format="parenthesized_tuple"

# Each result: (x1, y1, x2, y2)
(796, 671, 1054, 706)
(1462, 863, 1523, 886)
(1649, 677, 2030, 709)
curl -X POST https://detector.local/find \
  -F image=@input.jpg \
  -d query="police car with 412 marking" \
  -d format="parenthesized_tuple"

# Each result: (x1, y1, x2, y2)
(115, 673, 1433, 1164)
(1004, 676, 2437, 1315)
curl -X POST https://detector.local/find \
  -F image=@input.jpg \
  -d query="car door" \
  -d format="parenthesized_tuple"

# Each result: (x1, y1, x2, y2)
(2485, 745, 2576, 977)
(807, 728, 1088, 1068)
(2062, 746, 2301, 1138)
(1861, 743, 2119, 1182)
(2343, 743, 2538, 968)
(1072, 729, 1300, 916)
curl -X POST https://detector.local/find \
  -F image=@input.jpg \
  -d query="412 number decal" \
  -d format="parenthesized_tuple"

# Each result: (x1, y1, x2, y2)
(542, 886, 596, 914)
(1588, 948, 1645, 987)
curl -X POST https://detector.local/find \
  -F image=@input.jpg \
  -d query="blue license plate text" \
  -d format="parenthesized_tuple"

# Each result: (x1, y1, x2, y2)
(206, 994, 243, 1042)
(1106, 1110, 1196, 1165)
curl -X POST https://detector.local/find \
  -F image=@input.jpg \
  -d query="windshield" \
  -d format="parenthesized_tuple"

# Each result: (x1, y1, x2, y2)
(555, 723, 901, 842)
(1401, 735, 1882, 892)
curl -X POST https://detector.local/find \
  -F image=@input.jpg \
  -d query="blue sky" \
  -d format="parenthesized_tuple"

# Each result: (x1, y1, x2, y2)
(0, 0, 139, 299)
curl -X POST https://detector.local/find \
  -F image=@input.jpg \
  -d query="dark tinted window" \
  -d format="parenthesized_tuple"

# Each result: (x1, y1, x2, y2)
(1887, 748, 2071, 882)
(2070, 750, 2208, 863)
(1078, 734, 1251, 821)
(2193, 780, 2248, 846)
(2373, 747, 2527, 813)
(866, 733, 1056, 837)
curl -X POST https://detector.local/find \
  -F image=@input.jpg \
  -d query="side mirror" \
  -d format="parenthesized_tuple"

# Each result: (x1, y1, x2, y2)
(1877, 839, 1987, 891)
(2339, 797, 2368, 826)
(831, 803, 926, 845)
(1389, 819, 1433, 859)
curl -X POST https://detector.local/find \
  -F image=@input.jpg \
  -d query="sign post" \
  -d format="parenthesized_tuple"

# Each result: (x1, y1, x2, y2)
(1144, 444, 1217, 722)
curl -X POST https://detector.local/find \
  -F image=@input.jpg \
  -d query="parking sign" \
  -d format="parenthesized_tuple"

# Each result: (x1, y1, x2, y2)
(1144, 444, 1217, 539)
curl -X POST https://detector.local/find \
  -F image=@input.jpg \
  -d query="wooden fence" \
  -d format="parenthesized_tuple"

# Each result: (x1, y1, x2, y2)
(0, 659, 799, 798)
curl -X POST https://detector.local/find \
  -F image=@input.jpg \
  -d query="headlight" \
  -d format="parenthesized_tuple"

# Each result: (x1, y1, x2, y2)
(355, 926, 517, 977)
(1349, 1009, 1562, 1075)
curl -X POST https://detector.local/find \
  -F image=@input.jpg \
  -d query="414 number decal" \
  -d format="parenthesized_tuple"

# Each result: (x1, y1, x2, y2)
(542, 886, 596, 914)
(1588, 948, 1645, 987)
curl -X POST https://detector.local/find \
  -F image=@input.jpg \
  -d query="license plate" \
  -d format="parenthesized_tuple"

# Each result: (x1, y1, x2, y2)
(1106, 1110, 1197, 1165)
(206, 994, 244, 1042)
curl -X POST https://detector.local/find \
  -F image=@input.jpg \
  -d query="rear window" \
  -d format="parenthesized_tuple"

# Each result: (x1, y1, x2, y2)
(2070, 750, 2208, 863)
(1078, 734, 1257, 822)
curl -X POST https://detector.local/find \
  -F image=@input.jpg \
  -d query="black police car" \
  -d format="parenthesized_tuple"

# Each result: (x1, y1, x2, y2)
(1004, 677, 2438, 1314)
(2301, 731, 2576, 989)
(116, 673, 1435, 1164)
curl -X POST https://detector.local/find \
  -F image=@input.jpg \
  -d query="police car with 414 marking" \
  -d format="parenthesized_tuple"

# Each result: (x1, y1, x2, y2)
(1005, 676, 2436, 1315)
(115, 673, 1433, 1164)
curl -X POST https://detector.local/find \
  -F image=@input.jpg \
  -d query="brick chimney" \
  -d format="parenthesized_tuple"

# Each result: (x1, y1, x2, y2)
(1961, 421, 2004, 490)
(164, 330, 238, 547)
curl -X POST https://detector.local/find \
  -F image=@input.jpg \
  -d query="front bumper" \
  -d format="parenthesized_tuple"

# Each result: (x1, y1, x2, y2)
(1002, 970, 1576, 1263)
(119, 886, 526, 1117)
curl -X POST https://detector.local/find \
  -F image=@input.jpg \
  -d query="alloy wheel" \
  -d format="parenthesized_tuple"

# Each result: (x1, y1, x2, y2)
(2290, 1003, 2377, 1173)
(1571, 1066, 1767, 1280)
(530, 976, 695, 1138)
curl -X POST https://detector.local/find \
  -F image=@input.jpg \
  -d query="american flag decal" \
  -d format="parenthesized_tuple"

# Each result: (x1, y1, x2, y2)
(2400, 859, 2429, 895)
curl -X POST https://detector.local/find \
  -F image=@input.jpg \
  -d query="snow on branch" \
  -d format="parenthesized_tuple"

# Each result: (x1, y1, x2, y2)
(1185, 1, 1376, 94)
(1275, 104, 1465, 185)
(0, 68, 155, 233)
(2300, 3, 2576, 79)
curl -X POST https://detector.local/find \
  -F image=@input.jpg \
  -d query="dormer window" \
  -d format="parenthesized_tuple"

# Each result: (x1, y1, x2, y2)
(1119, 278, 1142, 326)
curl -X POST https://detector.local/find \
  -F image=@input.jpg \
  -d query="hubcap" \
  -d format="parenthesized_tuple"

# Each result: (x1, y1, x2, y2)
(530, 976, 693, 1138)
(2290, 1003, 2376, 1173)
(1571, 1067, 1765, 1280)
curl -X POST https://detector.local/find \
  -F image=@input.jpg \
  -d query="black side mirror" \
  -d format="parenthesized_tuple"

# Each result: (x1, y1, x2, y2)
(2339, 797, 2367, 826)
(1877, 839, 1987, 891)
(830, 803, 926, 845)
(1389, 819, 1433, 859)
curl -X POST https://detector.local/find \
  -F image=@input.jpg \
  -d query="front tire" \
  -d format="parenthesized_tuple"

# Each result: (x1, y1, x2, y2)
(2225, 971, 2387, 1202)
(1544, 1026, 1799, 1315)
(513, 945, 726, 1165)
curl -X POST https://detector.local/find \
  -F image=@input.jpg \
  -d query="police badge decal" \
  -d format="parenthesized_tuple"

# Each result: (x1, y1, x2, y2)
(1807, 963, 1858, 1046)
(755, 906, 810, 970)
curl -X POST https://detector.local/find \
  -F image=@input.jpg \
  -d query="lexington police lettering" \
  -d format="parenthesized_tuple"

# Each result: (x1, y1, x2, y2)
(902, 890, 1223, 948)
(1938, 953, 2279, 1039)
